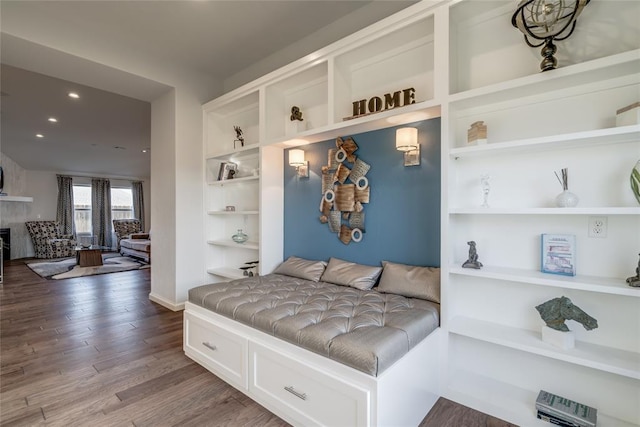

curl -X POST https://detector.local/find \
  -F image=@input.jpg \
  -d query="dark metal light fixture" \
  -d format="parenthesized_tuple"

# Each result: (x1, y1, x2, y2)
(512, 0, 590, 72)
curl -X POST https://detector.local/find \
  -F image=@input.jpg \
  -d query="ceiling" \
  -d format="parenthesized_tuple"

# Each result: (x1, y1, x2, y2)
(0, 1, 417, 179)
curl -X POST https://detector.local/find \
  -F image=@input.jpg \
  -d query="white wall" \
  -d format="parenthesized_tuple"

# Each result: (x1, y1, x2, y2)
(149, 89, 177, 306)
(25, 170, 57, 222)
(174, 88, 206, 303)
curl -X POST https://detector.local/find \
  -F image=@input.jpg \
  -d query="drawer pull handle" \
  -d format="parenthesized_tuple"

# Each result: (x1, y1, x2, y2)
(202, 342, 217, 351)
(284, 386, 307, 401)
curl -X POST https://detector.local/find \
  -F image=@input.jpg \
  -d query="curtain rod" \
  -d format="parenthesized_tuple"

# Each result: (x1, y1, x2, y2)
(57, 173, 147, 183)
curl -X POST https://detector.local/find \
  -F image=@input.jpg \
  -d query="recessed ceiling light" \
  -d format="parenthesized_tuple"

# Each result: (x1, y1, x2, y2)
(48, 117, 58, 123)
(68, 92, 80, 99)
(142, 148, 149, 153)
(36, 134, 44, 138)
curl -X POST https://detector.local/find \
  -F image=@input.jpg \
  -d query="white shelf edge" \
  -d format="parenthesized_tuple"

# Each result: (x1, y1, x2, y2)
(445, 370, 637, 427)
(207, 210, 259, 216)
(449, 265, 639, 297)
(207, 176, 260, 186)
(449, 207, 640, 215)
(449, 316, 640, 380)
(266, 101, 442, 148)
(450, 125, 640, 158)
(207, 239, 259, 250)
(207, 267, 246, 280)
(0, 196, 34, 202)
(205, 143, 260, 160)
(449, 49, 640, 108)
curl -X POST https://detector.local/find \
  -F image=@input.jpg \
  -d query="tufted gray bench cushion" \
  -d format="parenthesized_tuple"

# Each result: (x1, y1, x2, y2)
(188, 274, 440, 376)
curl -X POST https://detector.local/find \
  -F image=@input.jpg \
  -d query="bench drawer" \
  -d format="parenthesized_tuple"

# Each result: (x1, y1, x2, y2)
(249, 342, 370, 427)
(184, 311, 248, 390)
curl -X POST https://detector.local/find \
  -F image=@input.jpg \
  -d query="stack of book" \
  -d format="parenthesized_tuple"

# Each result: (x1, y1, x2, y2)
(536, 390, 597, 427)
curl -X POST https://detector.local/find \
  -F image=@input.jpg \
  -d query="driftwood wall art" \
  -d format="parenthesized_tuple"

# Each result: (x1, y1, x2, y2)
(319, 136, 371, 245)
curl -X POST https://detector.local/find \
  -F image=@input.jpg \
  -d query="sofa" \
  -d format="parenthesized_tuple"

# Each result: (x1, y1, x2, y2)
(113, 219, 150, 263)
(25, 221, 77, 259)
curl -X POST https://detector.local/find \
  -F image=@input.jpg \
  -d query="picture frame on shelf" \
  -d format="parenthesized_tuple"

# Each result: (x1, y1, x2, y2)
(541, 234, 576, 276)
(217, 162, 238, 181)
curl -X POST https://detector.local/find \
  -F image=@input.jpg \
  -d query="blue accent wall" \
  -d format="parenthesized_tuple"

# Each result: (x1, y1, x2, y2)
(284, 119, 440, 267)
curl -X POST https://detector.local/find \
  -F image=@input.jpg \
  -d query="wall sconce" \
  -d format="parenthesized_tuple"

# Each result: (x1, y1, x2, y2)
(289, 149, 309, 178)
(396, 127, 420, 167)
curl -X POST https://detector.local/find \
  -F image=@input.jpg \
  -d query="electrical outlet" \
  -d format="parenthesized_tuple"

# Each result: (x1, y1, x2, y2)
(588, 216, 607, 238)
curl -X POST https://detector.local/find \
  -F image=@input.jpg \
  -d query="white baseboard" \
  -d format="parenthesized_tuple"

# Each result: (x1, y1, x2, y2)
(148, 293, 185, 311)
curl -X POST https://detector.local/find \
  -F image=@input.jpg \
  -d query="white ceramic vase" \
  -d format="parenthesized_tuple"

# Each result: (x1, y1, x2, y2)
(555, 190, 579, 208)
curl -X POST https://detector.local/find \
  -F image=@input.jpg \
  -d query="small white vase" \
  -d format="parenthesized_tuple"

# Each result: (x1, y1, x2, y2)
(555, 190, 579, 207)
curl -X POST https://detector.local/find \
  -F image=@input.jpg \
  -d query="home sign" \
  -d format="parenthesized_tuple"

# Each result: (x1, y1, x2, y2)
(344, 87, 415, 120)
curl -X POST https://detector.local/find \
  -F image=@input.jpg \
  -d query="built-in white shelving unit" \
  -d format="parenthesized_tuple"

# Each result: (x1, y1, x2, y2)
(445, 1, 640, 425)
(201, 0, 640, 424)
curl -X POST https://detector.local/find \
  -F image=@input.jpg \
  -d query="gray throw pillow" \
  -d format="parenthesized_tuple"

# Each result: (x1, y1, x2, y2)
(320, 257, 382, 290)
(273, 256, 327, 282)
(377, 261, 440, 303)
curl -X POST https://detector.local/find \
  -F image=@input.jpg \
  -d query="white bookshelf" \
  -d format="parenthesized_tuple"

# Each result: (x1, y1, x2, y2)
(444, 1, 640, 425)
(450, 207, 640, 215)
(447, 369, 637, 427)
(200, 0, 640, 424)
(207, 239, 259, 251)
(206, 267, 247, 281)
(450, 316, 640, 380)
(450, 265, 640, 298)
(450, 125, 640, 159)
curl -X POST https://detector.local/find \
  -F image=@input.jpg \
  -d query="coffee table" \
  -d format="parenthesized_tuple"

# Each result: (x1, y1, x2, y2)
(74, 246, 107, 267)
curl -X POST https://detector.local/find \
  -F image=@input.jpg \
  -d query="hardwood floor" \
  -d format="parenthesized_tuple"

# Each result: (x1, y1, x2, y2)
(1, 259, 517, 426)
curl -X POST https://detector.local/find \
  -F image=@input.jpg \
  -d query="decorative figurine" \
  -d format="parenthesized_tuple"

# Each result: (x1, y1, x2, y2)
(535, 296, 598, 332)
(467, 121, 487, 145)
(462, 241, 483, 269)
(480, 174, 490, 208)
(233, 125, 244, 149)
(290, 106, 303, 122)
(626, 253, 640, 287)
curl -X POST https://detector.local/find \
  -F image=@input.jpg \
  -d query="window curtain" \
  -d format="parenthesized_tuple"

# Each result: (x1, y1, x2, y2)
(91, 178, 112, 248)
(131, 181, 145, 231)
(56, 175, 75, 236)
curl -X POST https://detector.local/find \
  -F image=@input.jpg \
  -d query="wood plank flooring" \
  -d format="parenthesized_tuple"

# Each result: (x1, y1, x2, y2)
(1, 259, 517, 426)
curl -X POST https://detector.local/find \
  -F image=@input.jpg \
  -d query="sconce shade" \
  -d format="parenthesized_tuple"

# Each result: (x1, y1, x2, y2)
(289, 149, 305, 166)
(396, 127, 418, 152)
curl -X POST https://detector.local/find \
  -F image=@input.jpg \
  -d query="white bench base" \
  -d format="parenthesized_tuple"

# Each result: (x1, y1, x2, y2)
(184, 301, 441, 426)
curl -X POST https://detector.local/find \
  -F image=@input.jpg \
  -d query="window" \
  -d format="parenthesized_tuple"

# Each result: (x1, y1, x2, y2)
(73, 185, 92, 234)
(73, 185, 135, 234)
(111, 188, 133, 222)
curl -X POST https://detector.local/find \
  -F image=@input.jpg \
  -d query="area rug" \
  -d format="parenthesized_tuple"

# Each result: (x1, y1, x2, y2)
(27, 253, 150, 280)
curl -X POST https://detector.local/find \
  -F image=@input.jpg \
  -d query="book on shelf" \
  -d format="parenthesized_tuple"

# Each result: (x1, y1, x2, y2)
(541, 234, 576, 276)
(535, 390, 597, 427)
(537, 410, 584, 427)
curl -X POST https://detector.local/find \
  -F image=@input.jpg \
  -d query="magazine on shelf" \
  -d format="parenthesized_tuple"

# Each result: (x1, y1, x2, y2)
(541, 234, 576, 276)
(535, 390, 597, 427)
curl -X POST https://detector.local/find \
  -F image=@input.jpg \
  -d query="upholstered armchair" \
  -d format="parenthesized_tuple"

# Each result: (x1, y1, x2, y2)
(25, 221, 77, 259)
(113, 219, 150, 263)
(113, 219, 142, 250)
